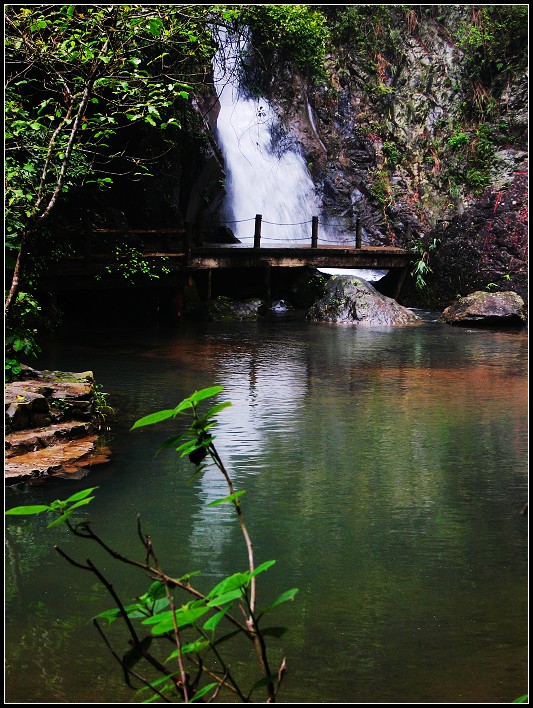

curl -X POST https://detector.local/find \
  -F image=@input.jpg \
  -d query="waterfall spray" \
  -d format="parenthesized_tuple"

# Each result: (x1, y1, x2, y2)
(212, 29, 322, 246)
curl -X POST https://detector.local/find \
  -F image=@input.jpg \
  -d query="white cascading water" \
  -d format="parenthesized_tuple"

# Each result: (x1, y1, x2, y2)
(212, 29, 323, 246)
(212, 29, 388, 281)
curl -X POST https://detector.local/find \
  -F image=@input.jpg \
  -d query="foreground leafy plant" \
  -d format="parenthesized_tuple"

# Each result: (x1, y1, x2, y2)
(6, 386, 297, 702)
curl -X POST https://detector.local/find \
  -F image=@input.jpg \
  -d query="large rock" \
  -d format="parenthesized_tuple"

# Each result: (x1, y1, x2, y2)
(5, 370, 94, 433)
(439, 290, 527, 326)
(5, 369, 111, 483)
(307, 276, 420, 326)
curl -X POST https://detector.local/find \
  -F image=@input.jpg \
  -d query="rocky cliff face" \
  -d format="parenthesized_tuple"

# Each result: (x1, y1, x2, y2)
(243, 6, 528, 308)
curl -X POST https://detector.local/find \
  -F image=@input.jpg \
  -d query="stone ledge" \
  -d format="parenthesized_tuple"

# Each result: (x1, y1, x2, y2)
(5, 368, 112, 484)
(5, 421, 95, 457)
(5, 436, 111, 483)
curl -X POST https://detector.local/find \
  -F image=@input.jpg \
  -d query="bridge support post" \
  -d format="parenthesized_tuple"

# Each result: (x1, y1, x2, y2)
(393, 265, 409, 300)
(264, 265, 271, 300)
(356, 217, 362, 249)
(206, 269, 212, 301)
(195, 219, 203, 248)
(311, 216, 318, 248)
(185, 222, 193, 262)
(254, 214, 262, 249)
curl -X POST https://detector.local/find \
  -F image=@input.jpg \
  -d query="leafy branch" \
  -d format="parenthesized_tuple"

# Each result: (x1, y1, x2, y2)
(6, 386, 297, 703)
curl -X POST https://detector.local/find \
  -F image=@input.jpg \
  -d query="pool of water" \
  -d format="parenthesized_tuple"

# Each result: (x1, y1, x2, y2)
(5, 314, 528, 703)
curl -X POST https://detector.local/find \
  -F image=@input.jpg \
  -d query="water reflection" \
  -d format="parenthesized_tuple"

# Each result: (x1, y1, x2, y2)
(5, 319, 528, 703)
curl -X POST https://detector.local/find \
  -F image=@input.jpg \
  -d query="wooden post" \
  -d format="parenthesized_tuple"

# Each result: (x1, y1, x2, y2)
(264, 265, 271, 300)
(84, 229, 92, 260)
(254, 214, 262, 249)
(393, 265, 409, 300)
(311, 216, 319, 248)
(206, 269, 212, 301)
(184, 222, 193, 261)
(195, 219, 203, 248)
(356, 217, 362, 249)
(406, 223, 412, 241)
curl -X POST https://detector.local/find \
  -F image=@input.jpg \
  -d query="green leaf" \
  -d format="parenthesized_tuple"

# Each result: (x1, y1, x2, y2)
(207, 490, 245, 507)
(512, 696, 528, 703)
(177, 570, 202, 583)
(189, 386, 224, 404)
(94, 607, 123, 623)
(131, 409, 176, 430)
(136, 671, 181, 695)
(6, 505, 51, 516)
(139, 581, 167, 603)
(47, 511, 74, 528)
(206, 572, 249, 599)
(174, 398, 194, 414)
(250, 560, 276, 578)
(206, 588, 245, 608)
(64, 487, 99, 504)
(203, 606, 231, 633)
(165, 638, 210, 661)
(205, 401, 232, 419)
(156, 434, 185, 455)
(66, 497, 95, 512)
(258, 588, 299, 616)
(190, 683, 218, 703)
(142, 605, 209, 634)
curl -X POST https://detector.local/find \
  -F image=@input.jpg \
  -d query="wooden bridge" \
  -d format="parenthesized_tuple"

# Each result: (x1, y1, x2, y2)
(38, 217, 412, 312)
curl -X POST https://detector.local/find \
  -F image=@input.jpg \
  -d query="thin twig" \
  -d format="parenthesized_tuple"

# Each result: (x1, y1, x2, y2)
(93, 619, 173, 703)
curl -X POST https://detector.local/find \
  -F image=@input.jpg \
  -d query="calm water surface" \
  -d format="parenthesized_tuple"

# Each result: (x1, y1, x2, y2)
(5, 314, 528, 703)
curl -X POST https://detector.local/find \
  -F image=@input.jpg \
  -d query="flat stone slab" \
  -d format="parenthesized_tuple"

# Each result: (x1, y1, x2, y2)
(5, 436, 111, 482)
(5, 421, 94, 457)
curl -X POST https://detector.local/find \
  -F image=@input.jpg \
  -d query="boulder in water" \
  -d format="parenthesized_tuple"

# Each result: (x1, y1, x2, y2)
(307, 276, 420, 326)
(439, 291, 526, 326)
(206, 296, 267, 321)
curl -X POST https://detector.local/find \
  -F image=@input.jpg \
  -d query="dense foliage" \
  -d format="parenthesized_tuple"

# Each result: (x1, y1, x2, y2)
(5, 5, 217, 306)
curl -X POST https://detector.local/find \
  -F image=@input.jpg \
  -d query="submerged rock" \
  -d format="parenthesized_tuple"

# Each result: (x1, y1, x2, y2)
(270, 299, 293, 312)
(206, 296, 267, 321)
(307, 276, 420, 326)
(439, 291, 527, 327)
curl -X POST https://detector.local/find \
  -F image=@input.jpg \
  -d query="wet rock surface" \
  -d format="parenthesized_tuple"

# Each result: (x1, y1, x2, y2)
(5, 369, 111, 483)
(439, 290, 527, 327)
(205, 297, 268, 321)
(307, 276, 421, 326)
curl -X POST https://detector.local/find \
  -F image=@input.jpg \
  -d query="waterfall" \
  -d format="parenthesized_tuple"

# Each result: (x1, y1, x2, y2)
(212, 29, 322, 246)
(211, 29, 388, 282)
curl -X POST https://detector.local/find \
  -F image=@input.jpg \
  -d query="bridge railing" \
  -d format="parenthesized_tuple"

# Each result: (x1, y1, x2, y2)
(58, 213, 403, 261)
(225, 214, 364, 249)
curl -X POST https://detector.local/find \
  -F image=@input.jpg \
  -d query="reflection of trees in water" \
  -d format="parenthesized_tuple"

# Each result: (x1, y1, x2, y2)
(6, 598, 73, 703)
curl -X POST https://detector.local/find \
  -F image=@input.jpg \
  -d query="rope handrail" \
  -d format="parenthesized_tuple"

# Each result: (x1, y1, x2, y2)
(262, 219, 313, 226)
(221, 218, 256, 224)
(259, 235, 311, 242)
(220, 216, 357, 227)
